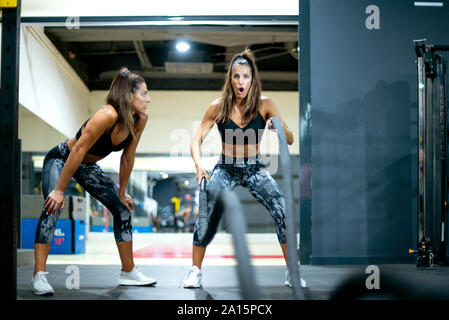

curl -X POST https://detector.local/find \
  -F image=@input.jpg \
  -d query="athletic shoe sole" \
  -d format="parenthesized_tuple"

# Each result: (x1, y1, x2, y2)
(285, 282, 308, 289)
(118, 279, 157, 286)
(33, 290, 54, 296)
(183, 284, 203, 289)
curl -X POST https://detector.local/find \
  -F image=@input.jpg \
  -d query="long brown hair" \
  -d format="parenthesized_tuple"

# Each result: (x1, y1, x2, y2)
(216, 49, 262, 126)
(106, 67, 145, 139)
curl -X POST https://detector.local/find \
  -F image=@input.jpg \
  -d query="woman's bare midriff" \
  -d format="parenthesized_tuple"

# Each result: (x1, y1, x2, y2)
(221, 142, 260, 159)
(66, 137, 106, 164)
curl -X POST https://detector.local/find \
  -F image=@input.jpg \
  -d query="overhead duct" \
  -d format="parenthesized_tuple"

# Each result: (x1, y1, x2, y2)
(99, 69, 297, 81)
(99, 70, 223, 79)
(164, 62, 214, 74)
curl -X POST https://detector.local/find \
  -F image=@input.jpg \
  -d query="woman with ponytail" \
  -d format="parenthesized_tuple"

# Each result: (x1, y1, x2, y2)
(31, 67, 155, 296)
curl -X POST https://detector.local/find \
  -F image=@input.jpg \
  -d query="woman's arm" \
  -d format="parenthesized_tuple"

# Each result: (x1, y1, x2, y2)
(119, 112, 148, 210)
(45, 107, 117, 215)
(263, 97, 294, 145)
(190, 101, 219, 185)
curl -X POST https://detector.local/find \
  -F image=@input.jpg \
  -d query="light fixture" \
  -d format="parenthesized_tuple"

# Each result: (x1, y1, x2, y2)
(414, 1, 443, 6)
(176, 40, 190, 53)
(161, 172, 169, 179)
(168, 17, 184, 21)
(184, 180, 190, 186)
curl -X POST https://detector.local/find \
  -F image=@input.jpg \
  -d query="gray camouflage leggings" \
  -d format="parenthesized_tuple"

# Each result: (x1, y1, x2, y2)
(35, 140, 132, 244)
(193, 162, 287, 247)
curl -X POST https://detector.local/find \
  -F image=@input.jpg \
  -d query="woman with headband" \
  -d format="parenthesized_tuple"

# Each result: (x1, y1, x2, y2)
(31, 67, 156, 295)
(183, 50, 306, 289)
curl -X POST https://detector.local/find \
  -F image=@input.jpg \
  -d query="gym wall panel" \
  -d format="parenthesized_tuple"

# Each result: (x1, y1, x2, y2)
(17, 26, 90, 139)
(18, 104, 67, 151)
(306, 0, 449, 264)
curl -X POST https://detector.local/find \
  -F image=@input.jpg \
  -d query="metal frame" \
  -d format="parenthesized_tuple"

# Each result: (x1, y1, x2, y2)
(0, 0, 21, 300)
(298, 0, 312, 265)
(414, 40, 449, 267)
(9, 15, 299, 27)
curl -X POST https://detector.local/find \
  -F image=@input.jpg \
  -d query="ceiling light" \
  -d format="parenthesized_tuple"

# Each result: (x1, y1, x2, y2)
(176, 41, 190, 53)
(168, 17, 184, 21)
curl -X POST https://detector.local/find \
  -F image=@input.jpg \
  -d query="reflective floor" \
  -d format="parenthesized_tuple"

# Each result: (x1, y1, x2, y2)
(43, 232, 287, 266)
(16, 232, 449, 300)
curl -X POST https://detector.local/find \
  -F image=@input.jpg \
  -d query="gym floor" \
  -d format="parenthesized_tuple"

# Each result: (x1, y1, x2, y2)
(16, 233, 449, 300)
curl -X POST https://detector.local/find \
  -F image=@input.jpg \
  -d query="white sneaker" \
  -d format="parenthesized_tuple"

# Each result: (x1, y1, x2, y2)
(183, 266, 202, 288)
(285, 270, 307, 288)
(118, 266, 157, 286)
(31, 271, 54, 296)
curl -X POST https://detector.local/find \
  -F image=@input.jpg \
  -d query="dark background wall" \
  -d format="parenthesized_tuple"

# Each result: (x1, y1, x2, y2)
(304, 0, 449, 264)
(153, 177, 177, 207)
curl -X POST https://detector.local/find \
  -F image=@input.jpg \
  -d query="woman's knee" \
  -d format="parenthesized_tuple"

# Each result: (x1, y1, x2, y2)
(278, 234, 287, 245)
(42, 159, 65, 199)
(192, 221, 211, 247)
(192, 239, 209, 247)
(34, 211, 59, 245)
(193, 238, 210, 247)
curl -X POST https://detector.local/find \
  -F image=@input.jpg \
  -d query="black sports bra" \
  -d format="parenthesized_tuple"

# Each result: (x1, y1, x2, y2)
(75, 117, 132, 157)
(217, 111, 266, 146)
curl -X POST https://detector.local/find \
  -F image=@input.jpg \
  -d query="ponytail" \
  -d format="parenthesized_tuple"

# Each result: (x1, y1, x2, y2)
(106, 67, 145, 139)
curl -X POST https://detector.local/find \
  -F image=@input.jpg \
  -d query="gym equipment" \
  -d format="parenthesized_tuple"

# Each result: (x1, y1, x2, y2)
(271, 117, 305, 299)
(198, 185, 260, 299)
(197, 176, 225, 246)
(219, 190, 261, 300)
(20, 195, 87, 254)
(412, 39, 449, 267)
(197, 177, 209, 243)
(157, 206, 175, 232)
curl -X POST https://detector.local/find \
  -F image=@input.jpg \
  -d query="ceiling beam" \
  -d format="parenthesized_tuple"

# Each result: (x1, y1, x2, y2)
(133, 40, 153, 70)
(99, 70, 298, 81)
(284, 41, 298, 60)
